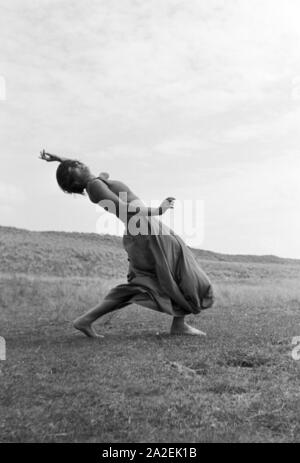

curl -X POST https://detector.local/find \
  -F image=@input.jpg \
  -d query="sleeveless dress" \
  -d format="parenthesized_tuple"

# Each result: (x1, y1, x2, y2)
(90, 177, 214, 317)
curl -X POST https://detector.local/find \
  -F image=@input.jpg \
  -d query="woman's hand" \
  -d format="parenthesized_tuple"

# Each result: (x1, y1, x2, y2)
(160, 197, 176, 213)
(39, 149, 62, 162)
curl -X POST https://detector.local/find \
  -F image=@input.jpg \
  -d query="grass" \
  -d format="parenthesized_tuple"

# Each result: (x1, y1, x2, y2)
(0, 226, 300, 442)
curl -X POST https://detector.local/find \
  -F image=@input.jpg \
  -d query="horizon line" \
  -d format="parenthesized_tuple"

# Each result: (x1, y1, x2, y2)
(1, 223, 299, 263)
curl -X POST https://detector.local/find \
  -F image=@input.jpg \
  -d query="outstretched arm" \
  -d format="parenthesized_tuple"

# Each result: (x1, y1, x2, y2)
(134, 198, 176, 216)
(87, 179, 175, 219)
(39, 149, 68, 163)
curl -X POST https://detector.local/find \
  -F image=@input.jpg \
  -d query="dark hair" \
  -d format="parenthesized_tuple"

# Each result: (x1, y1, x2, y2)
(56, 160, 87, 194)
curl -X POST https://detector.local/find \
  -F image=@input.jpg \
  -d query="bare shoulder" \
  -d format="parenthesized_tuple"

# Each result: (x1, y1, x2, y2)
(86, 179, 110, 203)
(108, 179, 140, 201)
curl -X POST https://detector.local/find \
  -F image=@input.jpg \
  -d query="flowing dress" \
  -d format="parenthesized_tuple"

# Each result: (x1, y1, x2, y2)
(103, 209, 214, 318)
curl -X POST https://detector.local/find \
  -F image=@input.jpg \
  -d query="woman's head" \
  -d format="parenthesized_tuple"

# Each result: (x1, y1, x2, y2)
(56, 160, 91, 194)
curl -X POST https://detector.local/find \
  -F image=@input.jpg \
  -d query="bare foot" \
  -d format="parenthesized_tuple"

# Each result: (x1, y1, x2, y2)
(170, 323, 206, 337)
(73, 319, 104, 339)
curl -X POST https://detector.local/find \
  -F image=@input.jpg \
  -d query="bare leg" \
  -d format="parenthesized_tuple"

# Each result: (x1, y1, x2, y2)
(170, 316, 206, 336)
(73, 299, 120, 338)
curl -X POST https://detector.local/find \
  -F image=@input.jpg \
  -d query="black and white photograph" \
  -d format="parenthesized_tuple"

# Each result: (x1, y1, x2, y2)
(0, 0, 300, 447)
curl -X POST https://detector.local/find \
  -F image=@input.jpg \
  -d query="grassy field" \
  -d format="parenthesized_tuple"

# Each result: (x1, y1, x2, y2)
(0, 226, 300, 442)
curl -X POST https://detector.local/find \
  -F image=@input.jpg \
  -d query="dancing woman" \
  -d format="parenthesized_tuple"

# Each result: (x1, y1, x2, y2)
(40, 150, 214, 338)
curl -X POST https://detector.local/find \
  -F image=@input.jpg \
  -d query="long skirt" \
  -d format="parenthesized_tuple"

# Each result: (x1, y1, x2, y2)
(103, 216, 214, 317)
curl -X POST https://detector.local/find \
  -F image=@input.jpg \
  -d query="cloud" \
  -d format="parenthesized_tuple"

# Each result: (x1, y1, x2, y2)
(0, 183, 24, 205)
(0, 76, 6, 100)
(154, 136, 214, 157)
(0, 182, 25, 226)
(194, 151, 300, 257)
(1, 0, 300, 256)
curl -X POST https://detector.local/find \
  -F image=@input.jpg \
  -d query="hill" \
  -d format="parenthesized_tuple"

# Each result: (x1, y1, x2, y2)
(1, 224, 300, 443)
(0, 225, 299, 280)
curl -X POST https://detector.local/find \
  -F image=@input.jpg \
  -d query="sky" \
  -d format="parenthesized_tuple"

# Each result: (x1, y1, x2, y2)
(1, 0, 300, 258)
